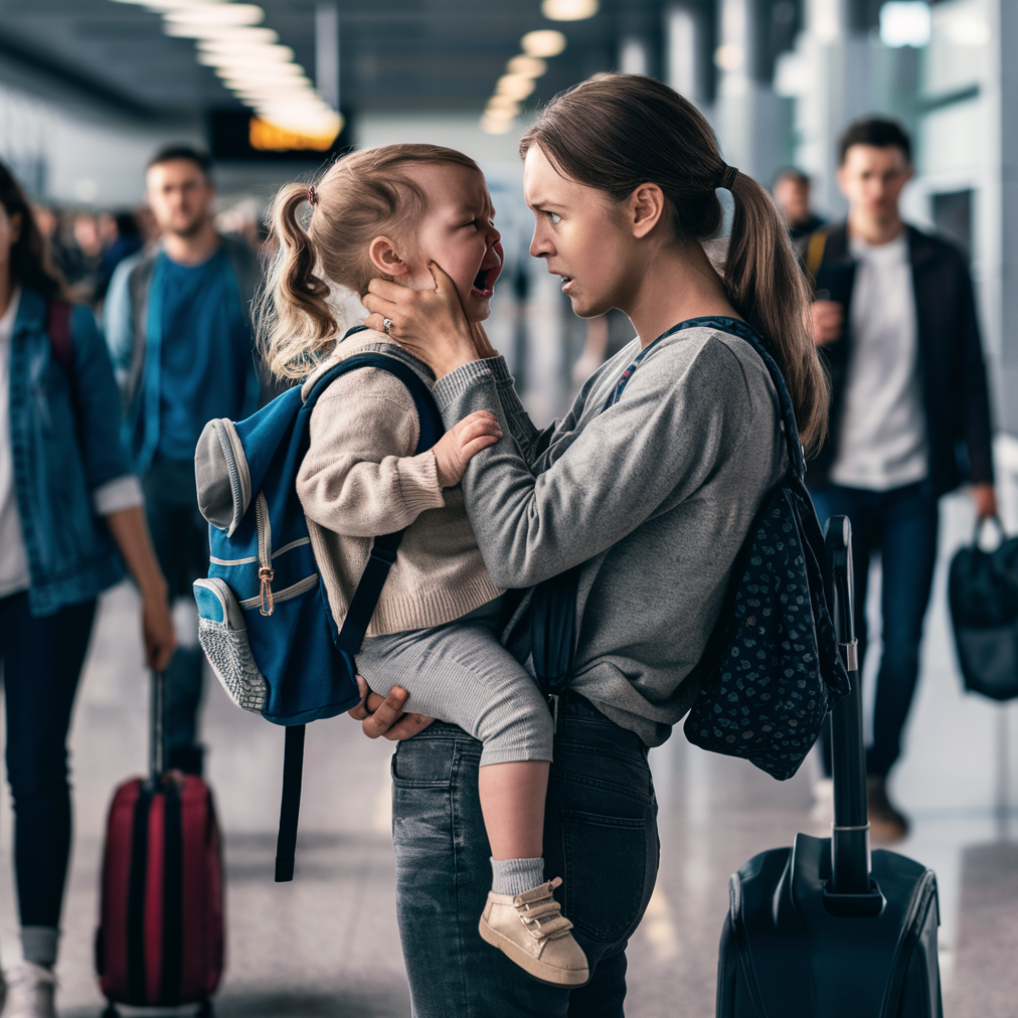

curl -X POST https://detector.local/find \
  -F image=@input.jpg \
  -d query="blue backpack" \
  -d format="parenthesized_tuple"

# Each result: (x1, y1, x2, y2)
(193, 335, 442, 879)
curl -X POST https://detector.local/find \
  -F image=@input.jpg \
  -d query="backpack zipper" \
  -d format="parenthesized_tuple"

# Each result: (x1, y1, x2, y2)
(255, 492, 274, 616)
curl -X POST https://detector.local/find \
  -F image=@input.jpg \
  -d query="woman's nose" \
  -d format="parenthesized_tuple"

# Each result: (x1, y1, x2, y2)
(529, 227, 549, 258)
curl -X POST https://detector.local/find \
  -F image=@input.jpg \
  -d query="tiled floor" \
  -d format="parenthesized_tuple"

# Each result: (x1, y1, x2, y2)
(0, 491, 1014, 1016)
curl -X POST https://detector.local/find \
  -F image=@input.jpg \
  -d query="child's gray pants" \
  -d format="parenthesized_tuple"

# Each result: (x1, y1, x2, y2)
(355, 596, 553, 766)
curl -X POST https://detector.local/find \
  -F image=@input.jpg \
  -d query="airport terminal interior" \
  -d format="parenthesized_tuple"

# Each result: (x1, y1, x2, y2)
(0, 0, 1017, 1015)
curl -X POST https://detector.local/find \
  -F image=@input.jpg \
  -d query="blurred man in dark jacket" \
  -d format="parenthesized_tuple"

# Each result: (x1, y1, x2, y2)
(802, 117, 996, 841)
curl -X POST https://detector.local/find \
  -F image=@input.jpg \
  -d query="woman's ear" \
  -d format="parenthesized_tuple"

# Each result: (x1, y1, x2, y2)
(9, 212, 22, 245)
(629, 183, 666, 239)
(368, 236, 410, 277)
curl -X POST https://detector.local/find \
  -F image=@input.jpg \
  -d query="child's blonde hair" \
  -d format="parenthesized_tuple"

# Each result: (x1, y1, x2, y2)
(258, 143, 481, 380)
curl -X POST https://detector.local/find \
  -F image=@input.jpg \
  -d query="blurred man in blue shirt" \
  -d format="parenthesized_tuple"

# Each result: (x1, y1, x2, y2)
(106, 145, 261, 774)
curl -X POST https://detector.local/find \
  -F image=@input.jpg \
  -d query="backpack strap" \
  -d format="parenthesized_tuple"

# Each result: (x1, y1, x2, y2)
(46, 299, 74, 373)
(805, 229, 829, 290)
(273, 351, 443, 883)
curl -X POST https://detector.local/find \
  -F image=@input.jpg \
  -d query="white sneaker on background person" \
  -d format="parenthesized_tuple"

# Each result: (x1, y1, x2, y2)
(2, 962, 57, 1018)
(810, 777, 835, 827)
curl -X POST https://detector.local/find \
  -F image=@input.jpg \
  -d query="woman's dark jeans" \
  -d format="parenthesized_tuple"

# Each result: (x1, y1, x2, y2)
(391, 693, 659, 1017)
(0, 591, 96, 928)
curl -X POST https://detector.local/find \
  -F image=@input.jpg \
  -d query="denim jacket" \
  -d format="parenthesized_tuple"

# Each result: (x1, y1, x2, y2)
(9, 287, 139, 616)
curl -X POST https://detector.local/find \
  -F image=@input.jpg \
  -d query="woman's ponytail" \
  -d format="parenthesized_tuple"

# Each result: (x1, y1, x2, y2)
(725, 172, 828, 452)
(257, 182, 338, 381)
(521, 73, 830, 455)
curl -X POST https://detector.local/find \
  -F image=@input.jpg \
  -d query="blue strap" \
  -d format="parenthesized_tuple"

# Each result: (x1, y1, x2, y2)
(604, 315, 804, 479)
(274, 347, 443, 883)
(304, 349, 443, 655)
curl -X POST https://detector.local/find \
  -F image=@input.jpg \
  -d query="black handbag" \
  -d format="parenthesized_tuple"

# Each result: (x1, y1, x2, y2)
(948, 516, 1018, 701)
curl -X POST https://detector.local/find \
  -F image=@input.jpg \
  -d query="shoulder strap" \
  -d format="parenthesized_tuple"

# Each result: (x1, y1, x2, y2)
(46, 299, 73, 373)
(805, 229, 829, 287)
(274, 352, 444, 883)
(309, 352, 444, 654)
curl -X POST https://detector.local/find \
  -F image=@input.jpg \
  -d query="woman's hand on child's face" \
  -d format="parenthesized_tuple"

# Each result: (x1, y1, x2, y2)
(432, 411, 502, 487)
(362, 263, 478, 379)
(349, 676, 435, 741)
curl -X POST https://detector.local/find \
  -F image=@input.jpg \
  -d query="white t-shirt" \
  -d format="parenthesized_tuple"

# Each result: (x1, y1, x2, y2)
(0, 287, 32, 598)
(829, 233, 929, 490)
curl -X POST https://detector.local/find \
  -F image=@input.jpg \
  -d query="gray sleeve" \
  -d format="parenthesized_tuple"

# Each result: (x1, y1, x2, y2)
(431, 338, 755, 588)
(483, 355, 596, 468)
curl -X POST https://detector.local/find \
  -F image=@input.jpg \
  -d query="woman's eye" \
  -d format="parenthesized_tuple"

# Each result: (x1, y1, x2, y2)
(547, 212, 562, 225)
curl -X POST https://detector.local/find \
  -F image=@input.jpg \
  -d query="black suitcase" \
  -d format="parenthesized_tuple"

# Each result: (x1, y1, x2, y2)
(716, 517, 943, 1018)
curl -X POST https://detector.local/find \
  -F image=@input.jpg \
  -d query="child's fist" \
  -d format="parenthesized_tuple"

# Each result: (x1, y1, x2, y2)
(432, 411, 503, 487)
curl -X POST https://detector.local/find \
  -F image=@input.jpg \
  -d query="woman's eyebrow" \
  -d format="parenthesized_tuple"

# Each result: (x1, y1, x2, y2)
(527, 198, 567, 211)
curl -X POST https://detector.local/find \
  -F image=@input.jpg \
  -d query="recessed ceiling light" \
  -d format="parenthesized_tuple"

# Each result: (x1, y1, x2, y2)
(520, 30, 567, 56)
(487, 94, 519, 112)
(541, 0, 598, 21)
(496, 74, 536, 100)
(196, 44, 294, 65)
(480, 115, 514, 135)
(506, 55, 546, 77)
(217, 63, 306, 81)
(163, 4, 263, 25)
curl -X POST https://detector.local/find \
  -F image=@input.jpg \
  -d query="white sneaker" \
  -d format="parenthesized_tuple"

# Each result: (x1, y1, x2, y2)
(810, 777, 834, 827)
(3, 962, 56, 1018)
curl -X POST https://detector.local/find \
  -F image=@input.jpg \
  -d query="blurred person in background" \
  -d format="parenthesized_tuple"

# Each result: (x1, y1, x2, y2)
(105, 144, 260, 776)
(67, 212, 103, 304)
(773, 167, 825, 241)
(803, 117, 996, 840)
(0, 160, 174, 1018)
(94, 210, 143, 304)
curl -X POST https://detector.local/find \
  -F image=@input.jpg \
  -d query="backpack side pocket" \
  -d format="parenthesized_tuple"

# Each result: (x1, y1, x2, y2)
(194, 578, 268, 713)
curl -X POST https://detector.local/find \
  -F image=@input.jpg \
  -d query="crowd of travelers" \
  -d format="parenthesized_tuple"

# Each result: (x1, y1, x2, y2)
(0, 70, 998, 1018)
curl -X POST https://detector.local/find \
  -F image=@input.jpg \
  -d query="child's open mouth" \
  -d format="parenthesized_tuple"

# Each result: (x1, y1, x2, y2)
(471, 266, 496, 299)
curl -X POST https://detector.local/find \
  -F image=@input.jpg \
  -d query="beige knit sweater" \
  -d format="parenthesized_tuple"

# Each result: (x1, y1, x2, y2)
(296, 329, 503, 637)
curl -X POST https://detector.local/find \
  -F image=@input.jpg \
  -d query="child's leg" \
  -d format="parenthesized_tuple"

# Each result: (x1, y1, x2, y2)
(479, 761, 549, 861)
(357, 601, 587, 985)
(356, 599, 555, 889)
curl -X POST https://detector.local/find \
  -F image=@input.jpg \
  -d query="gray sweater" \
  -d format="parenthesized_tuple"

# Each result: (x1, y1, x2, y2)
(431, 324, 787, 747)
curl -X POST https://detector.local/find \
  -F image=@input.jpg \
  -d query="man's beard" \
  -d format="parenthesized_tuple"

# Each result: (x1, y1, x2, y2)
(170, 213, 208, 239)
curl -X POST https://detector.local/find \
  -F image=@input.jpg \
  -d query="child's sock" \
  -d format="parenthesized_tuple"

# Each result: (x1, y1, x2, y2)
(491, 856, 545, 896)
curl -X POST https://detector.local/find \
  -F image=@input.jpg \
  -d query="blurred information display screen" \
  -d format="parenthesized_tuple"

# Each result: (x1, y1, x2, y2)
(208, 110, 353, 160)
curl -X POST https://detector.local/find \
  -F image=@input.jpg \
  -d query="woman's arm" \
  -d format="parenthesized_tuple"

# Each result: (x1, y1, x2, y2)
(433, 337, 755, 589)
(105, 506, 176, 673)
(63, 306, 174, 671)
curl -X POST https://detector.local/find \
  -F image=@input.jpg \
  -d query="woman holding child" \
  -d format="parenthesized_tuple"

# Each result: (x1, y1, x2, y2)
(263, 74, 827, 1015)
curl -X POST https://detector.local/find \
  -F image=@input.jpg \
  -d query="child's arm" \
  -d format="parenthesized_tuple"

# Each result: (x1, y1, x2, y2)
(297, 368, 500, 538)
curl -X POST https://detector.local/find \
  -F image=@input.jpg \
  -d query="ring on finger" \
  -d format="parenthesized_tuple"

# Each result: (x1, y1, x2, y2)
(382, 317, 393, 335)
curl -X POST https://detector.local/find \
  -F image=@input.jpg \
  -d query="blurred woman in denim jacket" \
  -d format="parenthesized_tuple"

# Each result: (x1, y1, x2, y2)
(0, 160, 174, 1018)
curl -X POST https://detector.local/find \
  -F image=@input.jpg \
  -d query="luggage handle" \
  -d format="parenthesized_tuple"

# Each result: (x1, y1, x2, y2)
(824, 517, 875, 900)
(149, 671, 164, 786)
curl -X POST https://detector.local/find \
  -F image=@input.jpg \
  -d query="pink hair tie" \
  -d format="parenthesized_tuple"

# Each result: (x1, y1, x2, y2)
(307, 184, 318, 207)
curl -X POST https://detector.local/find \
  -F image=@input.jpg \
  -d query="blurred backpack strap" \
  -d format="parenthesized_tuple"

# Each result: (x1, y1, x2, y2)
(46, 299, 74, 373)
(805, 230, 829, 290)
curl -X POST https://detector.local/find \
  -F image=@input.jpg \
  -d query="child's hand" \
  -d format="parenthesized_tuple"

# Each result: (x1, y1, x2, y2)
(432, 411, 502, 487)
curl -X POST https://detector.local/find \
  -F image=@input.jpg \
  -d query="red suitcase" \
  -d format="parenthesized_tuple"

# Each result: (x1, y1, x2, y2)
(96, 674, 224, 1016)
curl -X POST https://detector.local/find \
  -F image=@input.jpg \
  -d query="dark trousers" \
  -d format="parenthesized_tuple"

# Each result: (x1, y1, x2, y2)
(391, 694, 659, 1017)
(810, 481, 939, 778)
(142, 456, 209, 756)
(0, 592, 96, 928)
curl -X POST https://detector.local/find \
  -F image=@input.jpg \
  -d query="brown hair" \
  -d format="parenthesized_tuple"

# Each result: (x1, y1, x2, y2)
(0, 159, 65, 298)
(520, 74, 828, 454)
(258, 144, 480, 381)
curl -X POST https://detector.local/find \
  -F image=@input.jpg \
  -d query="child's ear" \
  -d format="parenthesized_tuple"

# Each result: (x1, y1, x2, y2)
(368, 236, 410, 277)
